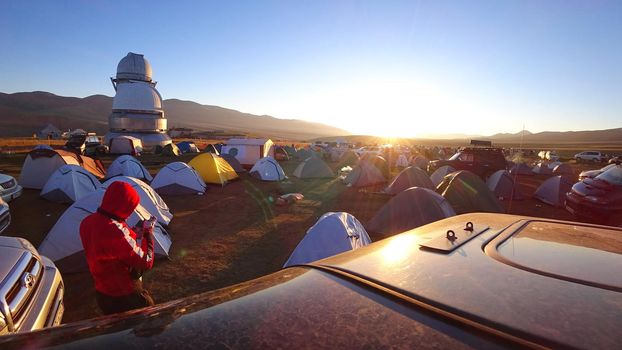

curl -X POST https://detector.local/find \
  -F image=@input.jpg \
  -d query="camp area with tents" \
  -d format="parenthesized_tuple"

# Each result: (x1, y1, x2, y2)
(0, 137, 614, 323)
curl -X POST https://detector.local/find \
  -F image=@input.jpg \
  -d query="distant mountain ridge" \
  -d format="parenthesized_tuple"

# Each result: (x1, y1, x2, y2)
(0, 91, 348, 140)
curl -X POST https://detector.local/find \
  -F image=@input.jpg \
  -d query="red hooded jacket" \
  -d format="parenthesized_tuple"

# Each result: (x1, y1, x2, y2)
(80, 181, 154, 296)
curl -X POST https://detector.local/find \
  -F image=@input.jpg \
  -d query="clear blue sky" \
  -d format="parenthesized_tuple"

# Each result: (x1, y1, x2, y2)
(1, 0, 621, 136)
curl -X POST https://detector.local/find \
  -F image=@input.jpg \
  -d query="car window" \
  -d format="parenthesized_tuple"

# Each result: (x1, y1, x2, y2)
(458, 153, 474, 162)
(595, 166, 622, 185)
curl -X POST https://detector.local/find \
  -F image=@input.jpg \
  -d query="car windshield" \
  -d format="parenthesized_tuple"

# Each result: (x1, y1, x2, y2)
(595, 166, 622, 185)
(449, 152, 461, 161)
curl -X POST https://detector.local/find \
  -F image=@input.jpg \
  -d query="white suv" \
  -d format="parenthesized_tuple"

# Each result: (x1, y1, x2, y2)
(574, 151, 604, 163)
(0, 237, 64, 334)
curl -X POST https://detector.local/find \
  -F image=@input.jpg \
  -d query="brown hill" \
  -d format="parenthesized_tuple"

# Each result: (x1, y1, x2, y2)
(0, 91, 347, 140)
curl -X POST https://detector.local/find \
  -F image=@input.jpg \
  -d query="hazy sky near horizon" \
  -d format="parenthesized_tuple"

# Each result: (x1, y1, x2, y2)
(1, 1, 621, 137)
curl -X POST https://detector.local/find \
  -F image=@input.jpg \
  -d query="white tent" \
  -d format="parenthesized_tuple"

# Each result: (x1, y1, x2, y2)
(221, 138, 274, 167)
(38, 189, 172, 272)
(106, 155, 153, 182)
(109, 135, 143, 155)
(102, 177, 173, 226)
(151, 162, 207, 195)
(40, 165, 100, 203)
(283, 212, 371, 268)
(249, 156, 286, 181)
(395, 154, 410, 168)
(19, 149, 82, 189)
(430, 165, 456, 187)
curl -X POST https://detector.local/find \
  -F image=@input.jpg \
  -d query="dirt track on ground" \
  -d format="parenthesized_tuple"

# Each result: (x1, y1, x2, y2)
(0, 153, 600, 322)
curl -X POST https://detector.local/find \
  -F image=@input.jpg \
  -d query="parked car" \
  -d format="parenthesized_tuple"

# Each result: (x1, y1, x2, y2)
(0, 236, 64, 335)
(0, 197, 10, 233)
(427, 147, 506, 179)
(574, 151, 606, 163)
(64, 133, 107, 156)
(2, 213, 619, 349)
(0, 174, 22, 203)
(578, 163, 617, 181)
(566, 165, 622, 225)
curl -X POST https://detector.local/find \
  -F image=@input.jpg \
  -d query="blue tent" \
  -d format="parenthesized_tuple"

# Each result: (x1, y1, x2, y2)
(176, 141, 200, 154)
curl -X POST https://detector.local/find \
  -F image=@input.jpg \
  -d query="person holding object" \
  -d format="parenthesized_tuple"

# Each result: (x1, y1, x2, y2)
(80, 181, 156, 315)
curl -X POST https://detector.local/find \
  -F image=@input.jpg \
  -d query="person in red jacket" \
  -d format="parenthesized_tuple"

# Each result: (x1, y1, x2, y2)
(80, 181, 156, 315)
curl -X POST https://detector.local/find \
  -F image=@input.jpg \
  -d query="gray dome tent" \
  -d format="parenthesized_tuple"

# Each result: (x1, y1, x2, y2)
(283, 212, 371, 267)
(368, 187, 455, 235)
(553, 163, 574, 177)
(534, 176, 574, 207)
(106, 155, 153, 182)
(221, 153, 246, 173)
(437, 171, 503, 214)
(40, 165, 100, 203)
(486, 170, 524, 200)
(509, 163, 533, 176)
(430, 165, 456, 187)
(385, 166, 434, 195)
(293, 157, 334, 179)
(151, 162, 207, 195)
(344, 161, 386, 187)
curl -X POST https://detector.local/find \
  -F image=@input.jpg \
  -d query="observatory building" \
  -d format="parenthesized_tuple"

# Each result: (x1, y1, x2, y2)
(105, 52, 171, 151)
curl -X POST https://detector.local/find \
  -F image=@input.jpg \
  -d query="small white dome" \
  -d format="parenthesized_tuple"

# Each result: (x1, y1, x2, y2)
(116, 52, 153, 81)
(112, 81, 162, 111)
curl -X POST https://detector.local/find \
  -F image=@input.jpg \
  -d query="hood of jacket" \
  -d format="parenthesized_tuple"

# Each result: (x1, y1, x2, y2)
(99, 181, 140, 220)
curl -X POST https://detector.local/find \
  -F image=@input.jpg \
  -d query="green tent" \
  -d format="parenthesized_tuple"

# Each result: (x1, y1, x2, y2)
(436, 170, 503, 214)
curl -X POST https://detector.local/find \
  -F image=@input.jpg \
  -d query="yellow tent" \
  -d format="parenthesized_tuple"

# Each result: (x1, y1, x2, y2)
(188, 153, 238, 185)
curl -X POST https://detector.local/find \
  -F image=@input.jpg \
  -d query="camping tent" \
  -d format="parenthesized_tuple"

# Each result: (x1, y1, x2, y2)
(292, 157, 334, 179)
(486, 170, 524, 200)
(410, 155, 429, 170)
(106, 155, 153, 182)
(385, 166, 434, 195)
(437, 170, 503, 214)
(367, 155, 390, 179)
(37, 124, 62, 139)
(368, 187, 455, 235)
(509, 163, 534, 176)
(40, 165, 100, 203)
(204, 144, 219, 155)
(295, 148, 315, 161)
(38, 189, 172, 273)
(337, 150, 359, 168)
(553, 163, 573, 177)
(177, 141, 200, 154)
(283, 212, 371, 268)
(534, 176, 574, 207)
(102, 177, 173, 226)
(221, 138, 274, 167)
(395, 154, 410, 168)
(430, 165, 456, 187)
(249, 156, 286, 181)
(221, 153, 246, 173)
(188, 153, 238, 185)
(109, 135, 143, 155)
(151, 162, 207, 195)
(343, 160, 386, 187)
(274, 146, 290, 161)
(19, 149, 105, 189)
(532, 163, 553, 175)
(329, 148, 346, 162)
(160, 143, 181, 156)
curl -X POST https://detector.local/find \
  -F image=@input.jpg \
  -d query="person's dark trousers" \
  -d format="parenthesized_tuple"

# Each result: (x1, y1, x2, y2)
(96, 288, 154, 315)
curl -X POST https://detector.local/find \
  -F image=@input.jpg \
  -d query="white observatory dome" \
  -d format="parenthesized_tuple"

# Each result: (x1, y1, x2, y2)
(116, 52, 153, 81)
(112, 81, 162, 111)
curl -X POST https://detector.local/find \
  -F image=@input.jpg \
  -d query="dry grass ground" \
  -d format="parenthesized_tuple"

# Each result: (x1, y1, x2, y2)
(0, 150, 607, 323)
